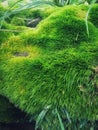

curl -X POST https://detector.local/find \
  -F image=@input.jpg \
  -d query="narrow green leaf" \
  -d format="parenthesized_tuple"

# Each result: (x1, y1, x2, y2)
(85, 0, 97, 37)
(55, 108, 65, 130)
(63, 107, 71, 124)
(35, 105, 51, 130)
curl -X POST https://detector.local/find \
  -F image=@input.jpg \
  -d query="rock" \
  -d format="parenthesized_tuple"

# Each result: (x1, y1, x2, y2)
(0, 95, 28, 123)
(13, 52, 29, 57)
(26, 17, 42, 28)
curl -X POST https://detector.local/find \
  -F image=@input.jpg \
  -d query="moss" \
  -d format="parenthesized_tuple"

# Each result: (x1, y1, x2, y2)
(21, 5, 97, 50)
(7, 7, 58, 30)
(0, 22, 14, 44)
(89, 4, 98, 28)
(0, 35, 42, 61)
(79, 4, 89, 11)
(0, 21, 28, 44)
(0, 42, 98, 120)
(13, 8, 44, 19)
(11, 17, 25, 26)
(38, 7, 59, 19)
(0, 4, 98, 126)
(9, 7, 56, 24)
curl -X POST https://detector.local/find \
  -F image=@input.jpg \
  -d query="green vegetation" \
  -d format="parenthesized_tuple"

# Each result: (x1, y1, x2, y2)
(89, 4, 98, 27)
(0, 1, 98, 130)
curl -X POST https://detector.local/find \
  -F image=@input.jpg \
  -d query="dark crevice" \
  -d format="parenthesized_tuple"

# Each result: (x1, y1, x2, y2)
(0, 95, 36, 129)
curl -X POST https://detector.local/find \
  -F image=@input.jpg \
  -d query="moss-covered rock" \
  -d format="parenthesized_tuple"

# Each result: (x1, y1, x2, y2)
(0, 4, 98, 128)
(8, 7, 57, 27)
(20, 5, 97, 50)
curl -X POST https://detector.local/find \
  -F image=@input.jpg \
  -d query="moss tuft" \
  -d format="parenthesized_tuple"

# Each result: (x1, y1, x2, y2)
(0, 35, 42, 61)
(89, 4, 98, 28)
(11, 17, 25, 26)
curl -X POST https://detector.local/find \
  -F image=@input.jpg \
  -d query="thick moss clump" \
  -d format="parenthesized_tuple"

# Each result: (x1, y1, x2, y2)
(0, 4, 98, 128)
(0, 41, 98, 119)
(21, 6, 97, 50)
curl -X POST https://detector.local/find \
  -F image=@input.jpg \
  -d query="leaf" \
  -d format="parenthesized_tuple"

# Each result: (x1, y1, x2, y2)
(55, 108, 65, 130)
(63, 107, 71, 124)
(79, 120, 87, 129)
(35, 105, 51, 130)
(85, 0, 97, 37)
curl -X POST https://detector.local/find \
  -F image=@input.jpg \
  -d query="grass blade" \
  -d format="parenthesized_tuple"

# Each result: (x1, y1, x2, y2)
(55, 108, 65, 130)
(35, 105, 51, 130)
(63, 107, 71, 124)
(85, 0, 97, 37)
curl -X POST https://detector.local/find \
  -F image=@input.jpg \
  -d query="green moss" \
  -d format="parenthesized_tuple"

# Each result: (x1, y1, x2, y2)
(89, 4, 98, 28)
(11, 16, 25, 26)
(9, 7, 56, 24)
(38, 7, 59, 19)
(79, 4, 89, 11)
(0, 35, 42, 61)
(21, 6, 97, 50)
(13, 8, 44, 19)
(0, 41, 98, 120)
(0, 22, 14, 44)
(0, 4, 98, 126)
(0, 21, 28, 44)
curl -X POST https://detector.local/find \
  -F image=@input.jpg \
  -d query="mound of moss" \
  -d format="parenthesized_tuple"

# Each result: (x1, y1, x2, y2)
(0, 4, 98, 128)
(0, 4, 57, 44)
(20, 5, 97, 50)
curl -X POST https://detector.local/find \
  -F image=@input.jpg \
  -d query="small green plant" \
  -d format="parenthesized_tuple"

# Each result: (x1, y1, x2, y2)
(34, 105, 97, 130)
(85, 0, 97, 37)
(34, 106, 70, 130)
(35, 105, 51, 130)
